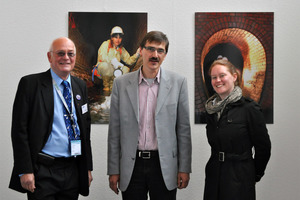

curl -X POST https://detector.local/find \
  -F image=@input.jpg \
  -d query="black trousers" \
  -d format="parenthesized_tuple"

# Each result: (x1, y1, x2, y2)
(27, 157, 79, 200)
(122, 151, 177, 200)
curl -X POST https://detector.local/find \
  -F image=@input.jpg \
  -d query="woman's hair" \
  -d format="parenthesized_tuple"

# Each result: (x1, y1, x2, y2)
(140, 31, 169, 54)
(111, 33, 123, 39)
(208, 56, 241, 86)
(110, 33, 123, 48)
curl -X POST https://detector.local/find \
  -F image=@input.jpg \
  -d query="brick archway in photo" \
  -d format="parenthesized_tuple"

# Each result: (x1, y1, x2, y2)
(195, 13, 273, 123)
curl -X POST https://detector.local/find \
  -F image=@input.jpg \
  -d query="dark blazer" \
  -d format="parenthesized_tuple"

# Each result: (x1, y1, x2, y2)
(9, 69, 92, 196)
(204, 97, 271, 200)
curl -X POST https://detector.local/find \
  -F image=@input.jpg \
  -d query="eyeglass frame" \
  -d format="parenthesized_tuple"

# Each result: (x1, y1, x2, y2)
(143, 46, 166, 54)
(50, 51, 76, 58)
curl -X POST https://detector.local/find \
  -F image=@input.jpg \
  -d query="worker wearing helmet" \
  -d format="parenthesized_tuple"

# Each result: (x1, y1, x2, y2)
(94, 26, 140, 92)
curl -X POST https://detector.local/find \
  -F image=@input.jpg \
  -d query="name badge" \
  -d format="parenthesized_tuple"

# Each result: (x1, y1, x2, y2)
(71, 140, 81, 156)
(82, 103, 88, 114)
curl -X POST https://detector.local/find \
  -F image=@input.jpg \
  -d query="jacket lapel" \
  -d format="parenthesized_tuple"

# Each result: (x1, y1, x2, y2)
(70, 76, 86, 140)
(70, 76, 83, 119)
(41, 70, 54, 118)
(156, 68, 171, 115)
(126, 71, 139, 122)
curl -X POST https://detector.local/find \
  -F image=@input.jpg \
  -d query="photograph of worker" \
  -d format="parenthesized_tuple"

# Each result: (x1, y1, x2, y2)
(69, 12, 147, 123)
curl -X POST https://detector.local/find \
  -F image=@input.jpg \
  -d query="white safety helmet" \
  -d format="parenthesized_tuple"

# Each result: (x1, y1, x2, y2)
(111, 26, 124, 36)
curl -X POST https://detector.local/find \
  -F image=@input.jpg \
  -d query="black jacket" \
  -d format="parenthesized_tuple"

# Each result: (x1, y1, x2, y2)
(204, 97, 271, 200)
(9, 69, 92, 196)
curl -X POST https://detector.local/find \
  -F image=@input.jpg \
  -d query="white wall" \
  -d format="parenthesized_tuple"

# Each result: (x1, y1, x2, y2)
(1, 0, 299, 199)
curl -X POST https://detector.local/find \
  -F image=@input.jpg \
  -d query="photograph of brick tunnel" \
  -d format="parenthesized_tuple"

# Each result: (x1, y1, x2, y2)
(195, 12, 273, 124)
(68, 12, 147, 124)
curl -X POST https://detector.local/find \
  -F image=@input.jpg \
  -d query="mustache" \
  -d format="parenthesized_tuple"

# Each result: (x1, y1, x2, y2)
(149, 57, 159, 62)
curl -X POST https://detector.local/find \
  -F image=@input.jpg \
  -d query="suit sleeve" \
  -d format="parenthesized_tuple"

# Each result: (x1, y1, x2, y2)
(11, 77, 33, 174)
(176, 77, 192, 173)
(246, 102, 271, 181)
(107, 79, 121, 175)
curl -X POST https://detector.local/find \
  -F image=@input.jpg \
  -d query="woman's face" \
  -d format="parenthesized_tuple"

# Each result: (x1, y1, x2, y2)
(210, 64, 237, 100)
(111, 35, 122, 47)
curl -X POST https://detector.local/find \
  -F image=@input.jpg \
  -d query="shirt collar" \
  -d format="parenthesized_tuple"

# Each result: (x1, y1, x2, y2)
(50, 68, 71, 86)
(138, 67, 160, 85)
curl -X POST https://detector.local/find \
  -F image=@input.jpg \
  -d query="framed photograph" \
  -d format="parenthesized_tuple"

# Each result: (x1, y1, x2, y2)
(195, 12, 274, 124)
(69, 12, 147, 124)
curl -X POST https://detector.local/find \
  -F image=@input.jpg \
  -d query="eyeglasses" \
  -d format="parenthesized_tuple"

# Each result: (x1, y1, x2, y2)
(143, 46, 166, 54)
(51, 51, 76, 58)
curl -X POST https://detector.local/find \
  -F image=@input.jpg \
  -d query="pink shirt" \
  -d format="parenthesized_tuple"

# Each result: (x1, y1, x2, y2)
(138, 69, 160, 150)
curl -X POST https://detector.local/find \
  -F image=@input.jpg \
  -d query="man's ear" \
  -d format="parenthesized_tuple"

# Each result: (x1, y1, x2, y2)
(139, 46, 143, 56)
(47, 52, 52, 63)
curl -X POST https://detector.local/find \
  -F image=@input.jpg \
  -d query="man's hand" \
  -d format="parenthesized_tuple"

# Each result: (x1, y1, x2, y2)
(109, 174, 120, 194)
(20, 173, 35, 193)
(177, 172, 190, 189)
(88, 170, 93, 187)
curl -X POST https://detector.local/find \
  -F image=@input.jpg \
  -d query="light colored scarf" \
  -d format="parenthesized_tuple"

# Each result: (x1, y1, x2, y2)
(205, 86, 242, 120)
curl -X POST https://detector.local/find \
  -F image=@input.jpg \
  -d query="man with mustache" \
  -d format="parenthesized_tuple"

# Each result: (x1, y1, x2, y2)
(107, 31, 192, 200)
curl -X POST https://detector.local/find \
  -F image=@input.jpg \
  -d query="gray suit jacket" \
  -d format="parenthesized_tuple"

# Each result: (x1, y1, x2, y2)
(107, 67, 191, 191)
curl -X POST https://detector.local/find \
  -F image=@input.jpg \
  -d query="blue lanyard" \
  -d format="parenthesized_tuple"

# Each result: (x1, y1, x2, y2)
(53, 79, 79, 139)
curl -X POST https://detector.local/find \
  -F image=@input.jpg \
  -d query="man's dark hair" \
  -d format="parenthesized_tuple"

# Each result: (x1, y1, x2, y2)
(140, 31, 169, 53)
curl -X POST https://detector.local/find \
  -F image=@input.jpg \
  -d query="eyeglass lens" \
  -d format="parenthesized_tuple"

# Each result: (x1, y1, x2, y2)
(55, 51, 76, 57)
(144, 46, 165, 54)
